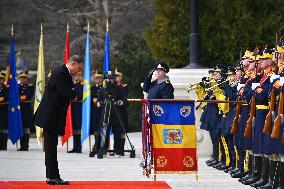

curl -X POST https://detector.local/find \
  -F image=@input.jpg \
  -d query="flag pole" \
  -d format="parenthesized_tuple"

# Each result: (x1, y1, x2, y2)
(88, 21, 91, 154)
(66, 22, 69, 153)
(11, 24, 19, 151)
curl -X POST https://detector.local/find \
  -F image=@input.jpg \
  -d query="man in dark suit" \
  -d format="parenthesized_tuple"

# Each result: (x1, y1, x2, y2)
(34, 55, 84, 185)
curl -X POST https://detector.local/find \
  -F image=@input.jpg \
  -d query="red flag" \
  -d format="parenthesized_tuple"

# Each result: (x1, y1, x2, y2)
(61, 24, 73, 145)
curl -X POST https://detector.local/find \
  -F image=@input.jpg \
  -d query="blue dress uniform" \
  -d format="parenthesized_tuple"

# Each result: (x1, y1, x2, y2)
(89, 83, 103, 157)
(143, 61, 174, 99)
(223, 81, 238, 170)
(68, 81, 83, 153)
(0, 73, 9, 150)
(18, 71, 34, 151)
(201, 92, 220, 164)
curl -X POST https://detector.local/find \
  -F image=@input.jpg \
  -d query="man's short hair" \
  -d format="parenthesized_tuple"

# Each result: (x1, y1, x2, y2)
(69, 55, 84, 64)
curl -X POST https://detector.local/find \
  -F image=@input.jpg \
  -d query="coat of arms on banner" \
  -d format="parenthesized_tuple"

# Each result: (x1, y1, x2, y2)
(163, 129, 183, 144)
(180, 106, 191, 117)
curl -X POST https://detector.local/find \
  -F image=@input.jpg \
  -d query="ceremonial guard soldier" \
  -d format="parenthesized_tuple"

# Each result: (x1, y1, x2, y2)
(68, 74, 83, 153)
(142, 61, 174, 99)
(0, 72, 9, 150)
(18, 70, 34, 151)
(89, 70, 103, 157)
(112, 67, 129, 157)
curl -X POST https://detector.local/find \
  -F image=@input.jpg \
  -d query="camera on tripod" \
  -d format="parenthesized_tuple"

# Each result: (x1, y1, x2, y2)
(96, 71, 135, 159)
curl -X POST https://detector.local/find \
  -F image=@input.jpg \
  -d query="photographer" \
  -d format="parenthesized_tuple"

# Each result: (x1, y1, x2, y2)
(96, 71, 128, 158)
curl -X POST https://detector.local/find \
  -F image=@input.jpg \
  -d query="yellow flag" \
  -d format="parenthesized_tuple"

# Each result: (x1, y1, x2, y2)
(34, 23, 45, 148)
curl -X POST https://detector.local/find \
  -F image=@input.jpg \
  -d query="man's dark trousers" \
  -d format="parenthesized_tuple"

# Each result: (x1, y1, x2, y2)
(44, 130, 60, 179)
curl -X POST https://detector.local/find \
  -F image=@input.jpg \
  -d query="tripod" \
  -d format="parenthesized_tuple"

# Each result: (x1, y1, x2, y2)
(97, 96, 135, 159)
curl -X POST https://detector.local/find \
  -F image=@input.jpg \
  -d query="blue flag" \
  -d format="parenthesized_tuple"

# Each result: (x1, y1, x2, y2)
(103, 32, 110, 74)
(8, 36, 23, 144)
(81, 31, 91, 144)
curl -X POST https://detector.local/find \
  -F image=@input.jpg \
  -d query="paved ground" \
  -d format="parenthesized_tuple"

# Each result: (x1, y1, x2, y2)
(0, 133, 250, 189)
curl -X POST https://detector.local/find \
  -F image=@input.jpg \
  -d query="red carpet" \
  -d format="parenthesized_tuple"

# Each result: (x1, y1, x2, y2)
(0, 181, 171, 189)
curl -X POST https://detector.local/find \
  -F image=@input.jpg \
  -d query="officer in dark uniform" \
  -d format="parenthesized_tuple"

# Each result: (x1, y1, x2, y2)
(112, 67, 129, 157)
(143, 61, 174, 99)
(0, 72, 9, 150)
(68, 74, 83, 153)
(95, 71, 127, 159)
(89, 70, 103, 157)
(18, 70, 34, 151)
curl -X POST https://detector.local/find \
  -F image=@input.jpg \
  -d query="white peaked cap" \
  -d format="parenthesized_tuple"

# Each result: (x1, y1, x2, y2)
(251, 83, 260, 90)
(270, 75, 280, 83)
(280, 77, 284, 86)
(237, 83, 245, 91)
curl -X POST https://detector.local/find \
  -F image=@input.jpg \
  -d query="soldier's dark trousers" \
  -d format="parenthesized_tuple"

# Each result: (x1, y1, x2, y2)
(238, 149, 246, 172)
(0, 133, 8, 150)
(210, 131, 219, 160)
(19, 134, 29, 151)
(72, 134, 81, 152)
(227, 134, 236, 168)
(44, 131, 60, 179)
(114, 133, 124, 156)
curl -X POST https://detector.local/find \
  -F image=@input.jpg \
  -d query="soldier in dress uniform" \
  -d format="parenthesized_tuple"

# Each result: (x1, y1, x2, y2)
(89, 70, 103, 157)
(0, 72, 9, 150)
(18, 70, 34, 151)
(229, 50, 253, 179)
(68, 74, 83, 153)
(142, 61, 174, 99)
(112, 67, 129, 158)
(205, 66, 223, 167)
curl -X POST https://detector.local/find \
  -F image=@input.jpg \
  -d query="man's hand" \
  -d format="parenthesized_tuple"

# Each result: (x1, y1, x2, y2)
(97, 102, 102, 108)
(117, 100, 124, 106)
(147, 69, 155, 78)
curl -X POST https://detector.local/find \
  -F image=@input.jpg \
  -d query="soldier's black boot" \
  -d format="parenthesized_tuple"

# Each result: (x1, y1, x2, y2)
(76, 134, 82, 153)
(89, 135, 101, 157)
(258, 160, 279, 189)
(120, 138, 126, 156)
(251, 157, 269, 188)
(242, 156, 262, 185)
(1, 133, 8, 150)
(18, 134, 29, 151)
(240, 153, 254, 182)
(68, 135, 77, 153)
(232, 149, 246, 178)
(277, 162, 284, 189)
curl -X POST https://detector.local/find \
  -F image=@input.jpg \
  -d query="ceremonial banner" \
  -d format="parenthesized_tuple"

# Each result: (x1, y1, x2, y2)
(150, 101, 198, 174)
(34, 24, 45, 147)
(8, 30, 23, 144)
(81, 24, 91, 144)
(61, 24, 73, 145)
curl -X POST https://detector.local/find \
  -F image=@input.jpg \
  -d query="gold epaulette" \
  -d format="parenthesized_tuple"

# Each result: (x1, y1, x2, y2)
(122, 83, 128, 87)
(28, 83, 33, 87)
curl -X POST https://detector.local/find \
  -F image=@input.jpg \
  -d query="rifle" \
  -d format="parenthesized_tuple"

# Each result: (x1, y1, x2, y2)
(231, 96, 241, 134)
(244, 96, 256, 137)
(271, 91, 284, 139)
(244, 46, 258, 138)
(263, 89, 276, 134)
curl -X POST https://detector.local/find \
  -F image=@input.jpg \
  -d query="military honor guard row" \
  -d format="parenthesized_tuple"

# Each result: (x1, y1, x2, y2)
(190, 43, 284, 189)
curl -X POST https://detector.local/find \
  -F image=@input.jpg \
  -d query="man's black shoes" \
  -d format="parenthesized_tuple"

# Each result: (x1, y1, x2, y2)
(46, 178, 70, 185)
